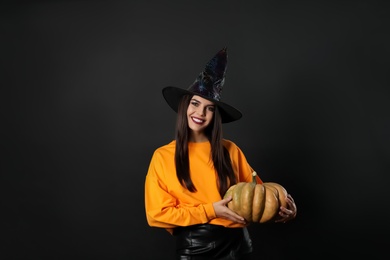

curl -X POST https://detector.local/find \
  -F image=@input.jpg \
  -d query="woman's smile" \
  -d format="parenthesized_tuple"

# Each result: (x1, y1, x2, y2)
(191, 116, 205, 124)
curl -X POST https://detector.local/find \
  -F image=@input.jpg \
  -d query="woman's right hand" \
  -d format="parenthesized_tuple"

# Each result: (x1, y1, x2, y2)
(213, 196, 246, 224)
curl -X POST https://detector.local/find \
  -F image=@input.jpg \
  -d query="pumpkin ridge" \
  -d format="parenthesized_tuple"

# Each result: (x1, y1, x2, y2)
(252, 184, 265, 222)
(239, 182, 256, 221)
(260, 185, 280, 223)
(265, 182, 288, 208)
(230, 183, 245, 213)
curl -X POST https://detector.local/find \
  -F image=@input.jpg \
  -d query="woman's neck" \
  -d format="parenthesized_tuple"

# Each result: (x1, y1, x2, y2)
(189, 132, 208, 143)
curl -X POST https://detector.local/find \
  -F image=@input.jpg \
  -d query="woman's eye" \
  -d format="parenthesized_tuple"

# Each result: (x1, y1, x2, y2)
(191, 102, 199, 106)
(208, 107, 215, 112)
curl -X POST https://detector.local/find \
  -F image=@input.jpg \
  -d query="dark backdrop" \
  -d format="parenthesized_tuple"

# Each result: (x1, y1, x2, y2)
(2, 0, 390, 259)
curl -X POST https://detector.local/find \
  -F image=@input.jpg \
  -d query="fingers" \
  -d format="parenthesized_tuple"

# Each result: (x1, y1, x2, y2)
(213, 198, 246, 224)
(222, 196, 232, 204)
(214, 196, 232, 208)
(221, 206, 245, 224)
(226, 210, 246, 224)
(275, 208, 293, 223)
(275, 194, 297, 223)
(286, 194, 297, 217)
(224, 212, 245, 223)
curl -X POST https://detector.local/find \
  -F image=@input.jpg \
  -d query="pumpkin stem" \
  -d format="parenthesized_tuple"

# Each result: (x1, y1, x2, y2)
(252, 171, 257, 183)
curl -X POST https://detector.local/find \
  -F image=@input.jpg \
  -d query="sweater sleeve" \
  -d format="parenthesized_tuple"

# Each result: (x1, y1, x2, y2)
(144, 149, 216, 231)
(224, 139, 263, 184)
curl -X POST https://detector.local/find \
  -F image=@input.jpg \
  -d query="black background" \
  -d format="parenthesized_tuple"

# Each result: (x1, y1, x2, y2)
(1, 0, 390, 259)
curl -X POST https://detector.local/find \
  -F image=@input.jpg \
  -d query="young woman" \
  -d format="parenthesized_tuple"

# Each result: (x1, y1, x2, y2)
(144, 48, 297, 259)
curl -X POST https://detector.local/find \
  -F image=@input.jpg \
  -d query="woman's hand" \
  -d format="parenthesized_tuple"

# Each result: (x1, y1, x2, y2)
(275, 193, 297, 223)
(213, 196, 247, 224)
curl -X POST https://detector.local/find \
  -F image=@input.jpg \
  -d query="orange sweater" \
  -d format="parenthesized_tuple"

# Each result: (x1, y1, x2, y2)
(144, 139, 262, 234)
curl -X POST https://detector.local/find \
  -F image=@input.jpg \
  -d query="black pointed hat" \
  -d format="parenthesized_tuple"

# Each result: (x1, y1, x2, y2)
(162, 47, 242, 123)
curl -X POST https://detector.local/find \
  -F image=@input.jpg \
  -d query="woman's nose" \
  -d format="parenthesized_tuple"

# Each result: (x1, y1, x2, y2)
(196, 107, 206, 116)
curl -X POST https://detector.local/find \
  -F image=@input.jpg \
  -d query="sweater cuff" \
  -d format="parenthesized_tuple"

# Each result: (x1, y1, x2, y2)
(203, 203, 216, 221)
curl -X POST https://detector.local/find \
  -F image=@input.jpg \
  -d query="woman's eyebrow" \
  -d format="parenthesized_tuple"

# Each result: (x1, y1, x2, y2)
(191, 98, 214, 106)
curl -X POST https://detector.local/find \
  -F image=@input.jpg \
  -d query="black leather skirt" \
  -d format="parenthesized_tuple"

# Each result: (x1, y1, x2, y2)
(173, 224, 253, 260)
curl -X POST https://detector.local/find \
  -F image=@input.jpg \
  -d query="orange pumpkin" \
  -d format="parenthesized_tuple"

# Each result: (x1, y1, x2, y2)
(223, 172, 288, 223)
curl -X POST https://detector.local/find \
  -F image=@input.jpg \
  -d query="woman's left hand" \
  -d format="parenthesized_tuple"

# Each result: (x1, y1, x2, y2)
(275, 194, 297, 223)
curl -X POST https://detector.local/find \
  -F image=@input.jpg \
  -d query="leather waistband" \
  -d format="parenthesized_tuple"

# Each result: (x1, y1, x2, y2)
(174, 224, 253, 259)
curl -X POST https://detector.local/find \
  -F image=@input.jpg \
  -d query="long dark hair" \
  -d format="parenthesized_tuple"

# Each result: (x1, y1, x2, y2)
(174, 94, 237, 197)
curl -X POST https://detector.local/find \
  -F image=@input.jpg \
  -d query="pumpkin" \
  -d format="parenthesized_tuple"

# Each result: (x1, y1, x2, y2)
(223, 171, 288, 223)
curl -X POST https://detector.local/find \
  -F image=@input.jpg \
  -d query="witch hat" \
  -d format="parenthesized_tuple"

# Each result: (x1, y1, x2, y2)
(162, 47, 242, 123)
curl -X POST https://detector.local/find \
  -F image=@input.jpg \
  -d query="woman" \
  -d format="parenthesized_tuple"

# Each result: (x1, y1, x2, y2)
(144, 48, 297, 259)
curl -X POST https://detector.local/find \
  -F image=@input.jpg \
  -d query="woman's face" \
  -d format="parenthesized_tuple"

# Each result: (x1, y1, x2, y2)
(187, 95, 215, 134)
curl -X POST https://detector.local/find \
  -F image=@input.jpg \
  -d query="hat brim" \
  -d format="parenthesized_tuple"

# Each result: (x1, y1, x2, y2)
(162, 86, 242, 124)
